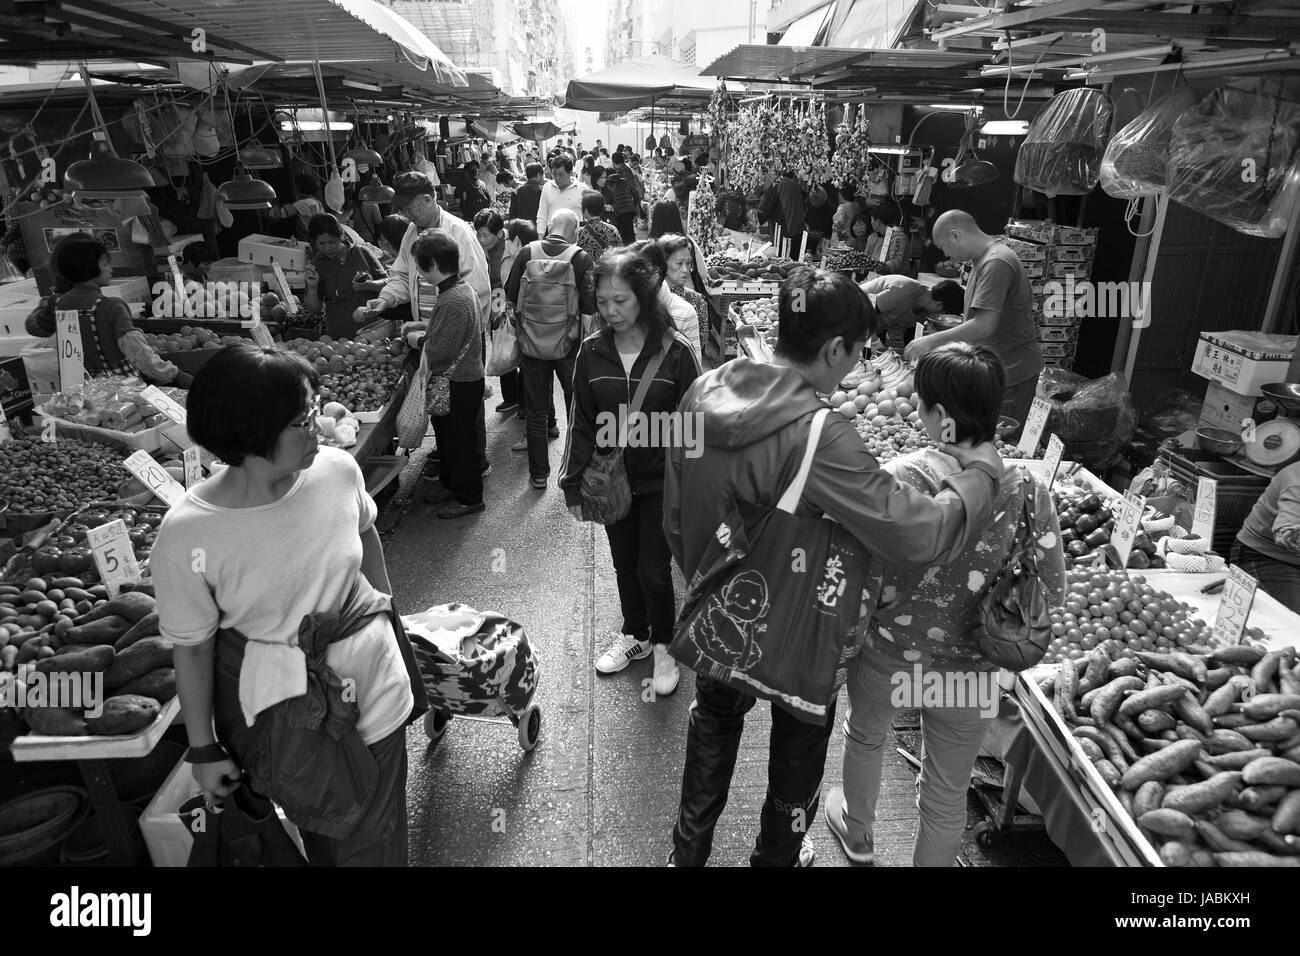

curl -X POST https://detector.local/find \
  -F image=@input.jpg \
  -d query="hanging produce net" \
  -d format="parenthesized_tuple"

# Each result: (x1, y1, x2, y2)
(1014, 88, 1113, 196)
(1166, 82, 1300, 238)
(1100, 88, 1198, 199)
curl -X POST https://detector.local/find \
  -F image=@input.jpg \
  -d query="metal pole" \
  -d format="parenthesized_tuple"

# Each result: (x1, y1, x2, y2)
(1123, 194, 1169, 383)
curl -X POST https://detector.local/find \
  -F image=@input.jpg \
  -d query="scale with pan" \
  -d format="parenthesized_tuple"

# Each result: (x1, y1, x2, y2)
(1225, 382, 1300, 478)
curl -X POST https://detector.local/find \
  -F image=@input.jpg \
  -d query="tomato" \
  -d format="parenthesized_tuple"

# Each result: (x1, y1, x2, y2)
(1065, 600, 1085, 616)
(1138, 610, 1156, 626)
(1066, 628, 1083, 643)
(1051, 623, 1066, 637)
(57, 547, 93, 575)
(1080, 636, 1097, 650)
(1156, 611, 1172, 626)
(1090, 604, 1105, 618)
(1100, 615, 1118, 629)
(32, 546, 63, 574)
(1066, 648, 1084, 660)
(1094, 627, 1111, 642)
(1117, 586, 1135, 602)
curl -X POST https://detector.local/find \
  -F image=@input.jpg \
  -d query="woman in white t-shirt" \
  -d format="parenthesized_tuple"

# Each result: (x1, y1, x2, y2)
(151, 342, 418, 866)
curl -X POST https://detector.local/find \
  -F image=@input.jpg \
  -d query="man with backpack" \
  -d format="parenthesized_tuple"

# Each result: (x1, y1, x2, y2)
(504, 209, 596, 490)
(606, 152, 644, 242)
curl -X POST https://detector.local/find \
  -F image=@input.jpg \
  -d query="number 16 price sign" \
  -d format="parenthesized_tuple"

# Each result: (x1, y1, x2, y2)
(1213, 565, 1258, 645)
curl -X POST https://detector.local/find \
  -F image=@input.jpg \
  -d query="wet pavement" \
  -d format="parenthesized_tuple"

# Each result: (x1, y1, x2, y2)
(383, 385, 1068, 867)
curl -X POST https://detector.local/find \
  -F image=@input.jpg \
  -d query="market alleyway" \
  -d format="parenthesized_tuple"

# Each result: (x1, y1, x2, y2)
(380, 383, 1066, 867)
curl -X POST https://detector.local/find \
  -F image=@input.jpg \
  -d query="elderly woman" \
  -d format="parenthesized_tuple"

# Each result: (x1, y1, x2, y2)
(658, 232, 709, 363)
(151, 342, 422, 866)
(303, 213, 387, 339)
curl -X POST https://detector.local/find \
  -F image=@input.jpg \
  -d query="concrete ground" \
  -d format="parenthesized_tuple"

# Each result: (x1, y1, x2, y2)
(382, 383, 1068, 868)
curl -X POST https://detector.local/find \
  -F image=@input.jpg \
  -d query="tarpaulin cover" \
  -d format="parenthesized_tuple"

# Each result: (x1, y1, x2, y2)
(513, 122, 563, 142)
(562, 54, 714, 113)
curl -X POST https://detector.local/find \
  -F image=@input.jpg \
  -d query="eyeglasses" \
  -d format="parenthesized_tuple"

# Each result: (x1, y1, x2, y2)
(288, 396, 323, 431)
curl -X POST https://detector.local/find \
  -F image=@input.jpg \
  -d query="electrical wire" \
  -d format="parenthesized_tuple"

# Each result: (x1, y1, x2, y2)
(1002, 30, 1053, 120)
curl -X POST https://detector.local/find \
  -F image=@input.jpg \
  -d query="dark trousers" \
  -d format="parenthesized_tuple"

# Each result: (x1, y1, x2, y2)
(615, 212, 636, 243)
(299, 725, 408, 866)
(520, 351, 574, 479)
(500, 368, 521, 405)
(603, 492, 674, 645)
(673, 677, 837, 867)
(1232, 542, 1300, 615)
(431, 378, 485, 505)
(1001, 375, 1038, 437)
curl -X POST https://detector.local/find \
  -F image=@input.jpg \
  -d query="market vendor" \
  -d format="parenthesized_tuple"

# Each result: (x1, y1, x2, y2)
(267, 174, 326, 242)
(860, 275, 965, 333)
(25, 233, 193, 388)
(904, 210, 1042, 430)
(1232, 461, 1300, 613)
(303, 214, 387, 339)
(864, 204, 908, 275)
(180, 241, 216, 283)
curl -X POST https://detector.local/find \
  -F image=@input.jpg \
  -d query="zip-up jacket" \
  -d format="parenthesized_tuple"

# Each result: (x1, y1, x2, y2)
(560, 326, 701, 508)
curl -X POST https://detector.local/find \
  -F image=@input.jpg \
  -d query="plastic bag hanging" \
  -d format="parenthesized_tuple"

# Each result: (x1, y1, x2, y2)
(1014, 88, 1114, 196)
(1101, 88, 1198, 199)
(1166, 81, 1300, 238)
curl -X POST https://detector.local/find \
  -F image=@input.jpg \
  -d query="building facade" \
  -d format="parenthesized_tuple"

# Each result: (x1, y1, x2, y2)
(605, 0, 759, 69)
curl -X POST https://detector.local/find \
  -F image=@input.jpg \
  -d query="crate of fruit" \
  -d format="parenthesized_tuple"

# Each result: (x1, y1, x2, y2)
(1049, 260, 1093, 279)
(1053, 226, 1099, 246)
(1022, 261, 1047, 279)
(1051, 245, 1095, 264)
(996, 236, 1048, 261)
(1041, 342, 1078, 358)
(1004, 219, 1055, 244)
(0, 436, 130, 532)
(1036, 309, 1084, 327)
(1039, 326, 1079, 343)
(318, 359, 407, 424)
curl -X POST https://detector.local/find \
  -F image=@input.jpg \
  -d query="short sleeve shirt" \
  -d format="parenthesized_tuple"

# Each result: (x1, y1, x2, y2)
(965, 243, 1041, 386)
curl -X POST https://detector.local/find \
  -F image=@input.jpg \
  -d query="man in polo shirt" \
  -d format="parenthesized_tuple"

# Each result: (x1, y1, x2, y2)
(905, 210, 1043, 431)
(860, 274, 964, 334)
(535, 154, 585, 238)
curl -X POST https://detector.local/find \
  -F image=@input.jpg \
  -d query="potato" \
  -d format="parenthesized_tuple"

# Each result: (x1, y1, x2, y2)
(86, 694, 161, 736)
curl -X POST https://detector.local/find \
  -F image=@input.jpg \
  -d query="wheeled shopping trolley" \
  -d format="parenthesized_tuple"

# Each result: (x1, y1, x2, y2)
(403, 603, 542, 751)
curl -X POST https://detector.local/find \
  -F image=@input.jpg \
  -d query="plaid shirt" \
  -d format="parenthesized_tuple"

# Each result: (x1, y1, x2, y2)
(577, 218, 622, 261)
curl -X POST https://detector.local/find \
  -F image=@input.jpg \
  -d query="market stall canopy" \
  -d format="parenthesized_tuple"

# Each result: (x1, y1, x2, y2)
(561, 54, 715, 113)
(468, 119, 522, 143)
(224, 63, 499, 111)
(512, 121, 565, 142)
(0, 0, 468, 84)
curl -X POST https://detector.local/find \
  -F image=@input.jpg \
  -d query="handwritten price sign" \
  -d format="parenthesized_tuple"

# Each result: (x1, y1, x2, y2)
(1042, 435, 1065, 488)
(123, 449, 187, 507)
(141, 386, 186, 426)
(183, 445, 202, 488)
(1017, 398, 1052, 455)
(1191, 477, 1217, 543)
(1112, 491, 1145, 567)
(1213, 565, 1258, 645)
(87, 519, 141, 599)
(55, 310, 85, 392)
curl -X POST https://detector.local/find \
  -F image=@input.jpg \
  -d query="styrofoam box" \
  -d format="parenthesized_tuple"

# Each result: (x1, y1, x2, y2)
(141, 756, 304, 866)
(238, 234, 310, 273)
(102, 275, 152, 304)
(1192, 330, 1297, 396)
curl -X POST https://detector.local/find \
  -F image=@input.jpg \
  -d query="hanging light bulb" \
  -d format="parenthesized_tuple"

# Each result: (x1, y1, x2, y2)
(238, 146, 283, 169)
(217, 172, 276, 210)
(358, 183, 395, 203)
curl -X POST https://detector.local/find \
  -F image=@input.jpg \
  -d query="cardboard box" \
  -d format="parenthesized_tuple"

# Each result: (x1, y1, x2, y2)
(1041, 342, 1078, 358)
(102, 275, 152, 303)
(1198, 381, 1278, 434)
(238, 234, 310, 273)
(1192, 330, 1297, 396)
(1049, 260, 1092, 279)
(1035, 309, 1083, 327)
(996, 236, 1048, 261)
(0, 355, 33, 419)
(1050, 245, 1094, 264)
(1038, 326, 1078, 343)
(1054, 226, 1099, 246)
(1004, 219, 1055, 244)
(1022, 261, 1046, 279)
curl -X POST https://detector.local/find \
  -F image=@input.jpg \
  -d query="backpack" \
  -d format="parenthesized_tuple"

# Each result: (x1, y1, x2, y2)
(516, 241, 582, 360)
(606, 170, 639, 216)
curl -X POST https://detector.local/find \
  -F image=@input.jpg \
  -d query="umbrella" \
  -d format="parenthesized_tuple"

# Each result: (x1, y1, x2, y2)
(561, 54, 714, 113)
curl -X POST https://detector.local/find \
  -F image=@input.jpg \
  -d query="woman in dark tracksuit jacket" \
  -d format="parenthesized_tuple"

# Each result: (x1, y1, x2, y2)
(561, 250, 700, 696)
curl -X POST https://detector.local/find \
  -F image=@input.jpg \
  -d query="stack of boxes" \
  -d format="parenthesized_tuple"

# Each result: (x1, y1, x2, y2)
(999, 220, 1100, 370)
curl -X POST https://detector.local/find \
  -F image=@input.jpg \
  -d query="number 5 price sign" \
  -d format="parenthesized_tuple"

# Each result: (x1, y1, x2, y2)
(1212, 565, 1258, 646)
(87, 519, 141, 598)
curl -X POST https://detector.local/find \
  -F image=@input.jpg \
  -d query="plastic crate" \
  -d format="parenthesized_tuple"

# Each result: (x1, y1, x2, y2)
(1160, 447, 1269, 554)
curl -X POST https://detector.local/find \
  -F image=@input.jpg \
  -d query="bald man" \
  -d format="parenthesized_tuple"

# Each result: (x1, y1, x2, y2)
(505, 206, 597, 486)
(905, 210, 1042, 432)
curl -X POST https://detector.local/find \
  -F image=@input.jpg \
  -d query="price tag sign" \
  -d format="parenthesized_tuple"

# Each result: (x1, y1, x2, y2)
(167, 255, 187, 317)
(55, 309, 85, 392)
(1213, 565, 1258, 645)
(251, 321, 276, 349)
(1192, 477, 1217, 542)
(798, 230, 809, 263)
(0, 398, 10, 444)
(271, 264, 299, 316)
(183, 445, 203, 488)
(1112, 491, 1145, 567)
(1042, 434, 1066, 488)
(87, 519, 141, 599)
(1017, 398, 1052, 455)
(123, 449, 187, 507)
(140, 386, 186, 426)
(914, 321, 926, 341)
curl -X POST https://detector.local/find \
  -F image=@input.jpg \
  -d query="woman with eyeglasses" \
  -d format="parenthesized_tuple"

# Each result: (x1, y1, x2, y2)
(150, 341, 422, 866)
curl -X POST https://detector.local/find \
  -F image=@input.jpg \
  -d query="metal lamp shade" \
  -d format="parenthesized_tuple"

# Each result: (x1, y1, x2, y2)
(64, 156, 153, 199)
(217, 174, 276, 210)
(239, 146, 283, 169)
(358, 183, 394, 203)
(343, 147, 383, 168)
(952, 159, 999, 187)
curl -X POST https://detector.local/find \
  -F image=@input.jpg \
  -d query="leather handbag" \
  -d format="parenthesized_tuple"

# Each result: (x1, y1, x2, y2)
(580, 335, 671, 525)
(972, 474, 1054, 671)
(426, 335, 474, 418)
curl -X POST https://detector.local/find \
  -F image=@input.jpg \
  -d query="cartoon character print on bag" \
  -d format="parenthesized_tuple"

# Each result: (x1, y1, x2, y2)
(690, 570, 769, 671)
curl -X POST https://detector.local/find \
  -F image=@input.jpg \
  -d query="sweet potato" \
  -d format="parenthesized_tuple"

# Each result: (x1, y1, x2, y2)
(117, 667, 175, 703)
(1237, 716, 1298, 743)
(1213, 851, 1300, 867)
(1252, 651, 1283, 692)
(1238, 786, 1287, 812)
(1202, 729, 1256, 755)
(1133, 781, 1165, 818)
(86, 694, 160, 735)
(1242, 756, 1300, 787)
(1213, 712, 1252, 728)
(34, 644, 113, 675)
(1271, 791, 1300, 835)
(1210, 645, 1266, 667)
(64, 615, 131, 646)
(1076, 737, 1105, 762)
(1191, 849, 1217, 868)
(1160, 841, 1195, 867)
(1140, 738, 1174, 753)
(1205, 676, 1255, 717)
(1106, 722, 1140, 763)
(1091, 675, 1145, 724)
(1119, 739, 1202, 789)
(1256, 829, 1300, 856)
(1281, 664, 1300, 697)
(1055, 659, 1078, 722)
(1161, 771, 1243, 814)
(1173, 694, 1214, 735)
(1201, 749, 1274, 771)
(1204, 667, 1233, 692)
(113, 612, 159, 652)
(1137, 709, 1177, 734)
(1138, 808, 1195, 841)
(1242, 694, 1300, 721)
(1074, 726, 1124, 767)
(1213, 809, 1272, 841)
(1119, 684, 1188, 718)
(1094, 758, 1122, 788)
(1078, 647, 1111, 696)
(104, 636, 173, 690)
(72, 591, 156, 626)
(24, 706, 87, 736)
(1108, 657, 1142, 679)
(1194, 820, 1255, 853)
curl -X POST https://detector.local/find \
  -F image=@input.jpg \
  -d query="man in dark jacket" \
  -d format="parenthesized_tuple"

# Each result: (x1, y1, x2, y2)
(509, 163, 545, 225)
(758, 169, 806, 257)
(662, 266, 1004, 867)
(606, 152, 644, 242)
(504, 209, 596, 487)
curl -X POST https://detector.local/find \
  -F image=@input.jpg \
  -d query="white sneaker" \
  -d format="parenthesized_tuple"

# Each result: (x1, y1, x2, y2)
(596, 633, 652, 674)
(652, 644, 680, 696)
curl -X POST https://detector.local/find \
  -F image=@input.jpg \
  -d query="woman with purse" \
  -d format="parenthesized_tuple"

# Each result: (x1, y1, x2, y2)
(150, 342, 421, 866)
(405, 229, 488, 519)
(560, 250, 701, 694)
(824, 343, 1066, 867)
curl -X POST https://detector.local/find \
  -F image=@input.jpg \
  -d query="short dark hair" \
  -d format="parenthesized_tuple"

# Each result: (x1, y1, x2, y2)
(54, 234, 107, 283)
(656, 232, 690, 261)
(839, 182, 858, 202)
(496, 171, 515, 186)
(549, 154, 574, 173)
(696, 152, 710, 167)
(307, 213, 343, 244)
(473, 209, 504, 234)
(505, 219, 538, 245)
(581, 190, 606, 217)
(930, 279, 965, 316)
(871, 204, 900, 228)
(849, 214, 871, 237)
(391, 171, 438, 199)
(525, 162, 544, 180)
(681, 157, 693, 172)
(187, 341, 320, 467)
(776, 267, 875, 365)
(612, 151, 627, 167)
(627, 238, 667, 278)
(377, 214, 411, 250)
(412, 228, 460, 275)
(913, 343, 1005, 444)
(295, 174, 319, 197)
(649, 200, 685, 239)
(181, 241, 215, 267)
(593, 250, 672, 349)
